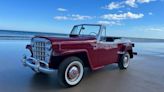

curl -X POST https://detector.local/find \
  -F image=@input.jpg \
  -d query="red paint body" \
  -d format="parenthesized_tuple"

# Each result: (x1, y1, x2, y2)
(24, 24, 136, 87)
(31, 35, 134, 70)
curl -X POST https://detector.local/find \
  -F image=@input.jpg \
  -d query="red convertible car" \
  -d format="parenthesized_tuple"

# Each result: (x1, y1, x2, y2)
(22, 24, 136, 87)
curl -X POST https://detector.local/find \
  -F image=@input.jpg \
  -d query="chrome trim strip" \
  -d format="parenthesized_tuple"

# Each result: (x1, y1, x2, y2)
(117, 51, 125, 54)
(52, 40, 96, 45)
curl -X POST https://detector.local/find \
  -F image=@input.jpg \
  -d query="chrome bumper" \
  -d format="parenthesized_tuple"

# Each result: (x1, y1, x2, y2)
(22, 55, 55, 74)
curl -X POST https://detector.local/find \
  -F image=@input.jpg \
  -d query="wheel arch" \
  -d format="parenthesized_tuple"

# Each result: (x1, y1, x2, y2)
(127, 49, 133, 58)
(50, 50, 91, 69)
(121, 44, 134, 58)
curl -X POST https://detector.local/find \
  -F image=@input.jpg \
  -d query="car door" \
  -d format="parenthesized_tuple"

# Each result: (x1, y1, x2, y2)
(96, 41, 119, 66)
(95, 26, 119, 66)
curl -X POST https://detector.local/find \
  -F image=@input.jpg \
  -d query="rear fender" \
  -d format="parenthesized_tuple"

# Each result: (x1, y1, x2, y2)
(119, 43, 134, 58)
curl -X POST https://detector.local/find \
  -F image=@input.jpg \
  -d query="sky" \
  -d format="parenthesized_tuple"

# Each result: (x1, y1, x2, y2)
(0, 0, 164, 39)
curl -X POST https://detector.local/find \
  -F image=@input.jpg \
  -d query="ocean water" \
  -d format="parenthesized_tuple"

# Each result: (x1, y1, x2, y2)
(1, 30, 164, 42)
(0, 30, 68, 37)
(0, 30, 36, 36)
(134, 42, 164, 57)
(0, 30, 68, 40)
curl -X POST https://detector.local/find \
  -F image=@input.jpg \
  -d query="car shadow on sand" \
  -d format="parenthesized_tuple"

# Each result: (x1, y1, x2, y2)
(30, 72, 62, 91)
(29, 64, 121, 91)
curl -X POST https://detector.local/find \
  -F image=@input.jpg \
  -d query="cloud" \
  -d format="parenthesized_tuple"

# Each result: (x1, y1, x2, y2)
(103, 2, 124, 10)
(101, 12, 144, 20)
(148, 12, 153, 15)
(125, 0, 155, 7)
(147, 28, 163, 31)
(137, 0, 155, 3)
(71, 14, 93, 20)
(57, 8, 68, 12)
(54, 14, 93, 20)
(118, 10, 123, 13)
(102, 0, 156, 10)
(97, 21, 121, 26)
(54, 16, 68, 20)
(125, 0, 137, 7)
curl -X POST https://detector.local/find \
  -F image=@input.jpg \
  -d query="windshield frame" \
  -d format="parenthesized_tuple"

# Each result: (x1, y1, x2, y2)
(70, 24, 106, 42)
(70, 24, 102, 37)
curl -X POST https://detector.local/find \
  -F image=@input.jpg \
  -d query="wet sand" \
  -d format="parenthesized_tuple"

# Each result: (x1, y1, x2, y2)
(0, 40, 164, 92)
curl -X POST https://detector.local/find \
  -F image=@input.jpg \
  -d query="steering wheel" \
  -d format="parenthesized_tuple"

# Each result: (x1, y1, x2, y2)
(89, 32, 97, 36)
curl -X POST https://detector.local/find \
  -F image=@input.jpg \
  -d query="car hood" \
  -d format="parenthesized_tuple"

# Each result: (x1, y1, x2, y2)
(33, 35, 96, 43)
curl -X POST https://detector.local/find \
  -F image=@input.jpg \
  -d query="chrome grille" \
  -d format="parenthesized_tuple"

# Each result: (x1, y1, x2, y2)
(31, 38, 51, 63)
(32, 42, 46, 61)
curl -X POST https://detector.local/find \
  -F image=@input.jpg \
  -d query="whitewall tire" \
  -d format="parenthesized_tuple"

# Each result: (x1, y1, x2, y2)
(58, 57, 84, 87)
(118, 52, 130, 70)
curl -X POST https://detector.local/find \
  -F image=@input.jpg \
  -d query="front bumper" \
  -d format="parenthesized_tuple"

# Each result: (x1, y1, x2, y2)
(22, 55, 55, 74)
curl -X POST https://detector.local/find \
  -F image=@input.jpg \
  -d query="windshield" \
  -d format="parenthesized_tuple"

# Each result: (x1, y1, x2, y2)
(70, 24, 101, 37)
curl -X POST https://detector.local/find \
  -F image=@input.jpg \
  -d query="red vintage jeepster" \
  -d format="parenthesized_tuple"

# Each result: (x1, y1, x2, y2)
(22, 24, 136, 87)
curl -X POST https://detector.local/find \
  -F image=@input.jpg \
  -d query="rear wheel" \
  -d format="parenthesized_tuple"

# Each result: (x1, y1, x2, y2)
(118, 52, 130, 70)
(58, 57, 84, 87)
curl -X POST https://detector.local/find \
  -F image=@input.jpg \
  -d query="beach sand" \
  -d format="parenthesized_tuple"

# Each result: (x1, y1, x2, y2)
(0, 40, 164, 92)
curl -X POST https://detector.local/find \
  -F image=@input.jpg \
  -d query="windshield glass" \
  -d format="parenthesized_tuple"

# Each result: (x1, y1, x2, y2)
(71, 24, 101, 36)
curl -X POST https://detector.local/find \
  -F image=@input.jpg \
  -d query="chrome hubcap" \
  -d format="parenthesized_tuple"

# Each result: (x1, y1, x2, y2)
(123, 55, 129, 68)
(68, 66, 80, 81)
(65, 61, 83, 85)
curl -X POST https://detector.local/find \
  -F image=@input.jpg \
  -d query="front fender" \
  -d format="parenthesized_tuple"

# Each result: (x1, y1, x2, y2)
(50, 49, 92, 69)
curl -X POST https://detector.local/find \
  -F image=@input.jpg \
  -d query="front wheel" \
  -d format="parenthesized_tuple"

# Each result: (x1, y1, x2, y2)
(118, 52, 130, 70)
(58, 57, 84, 87)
